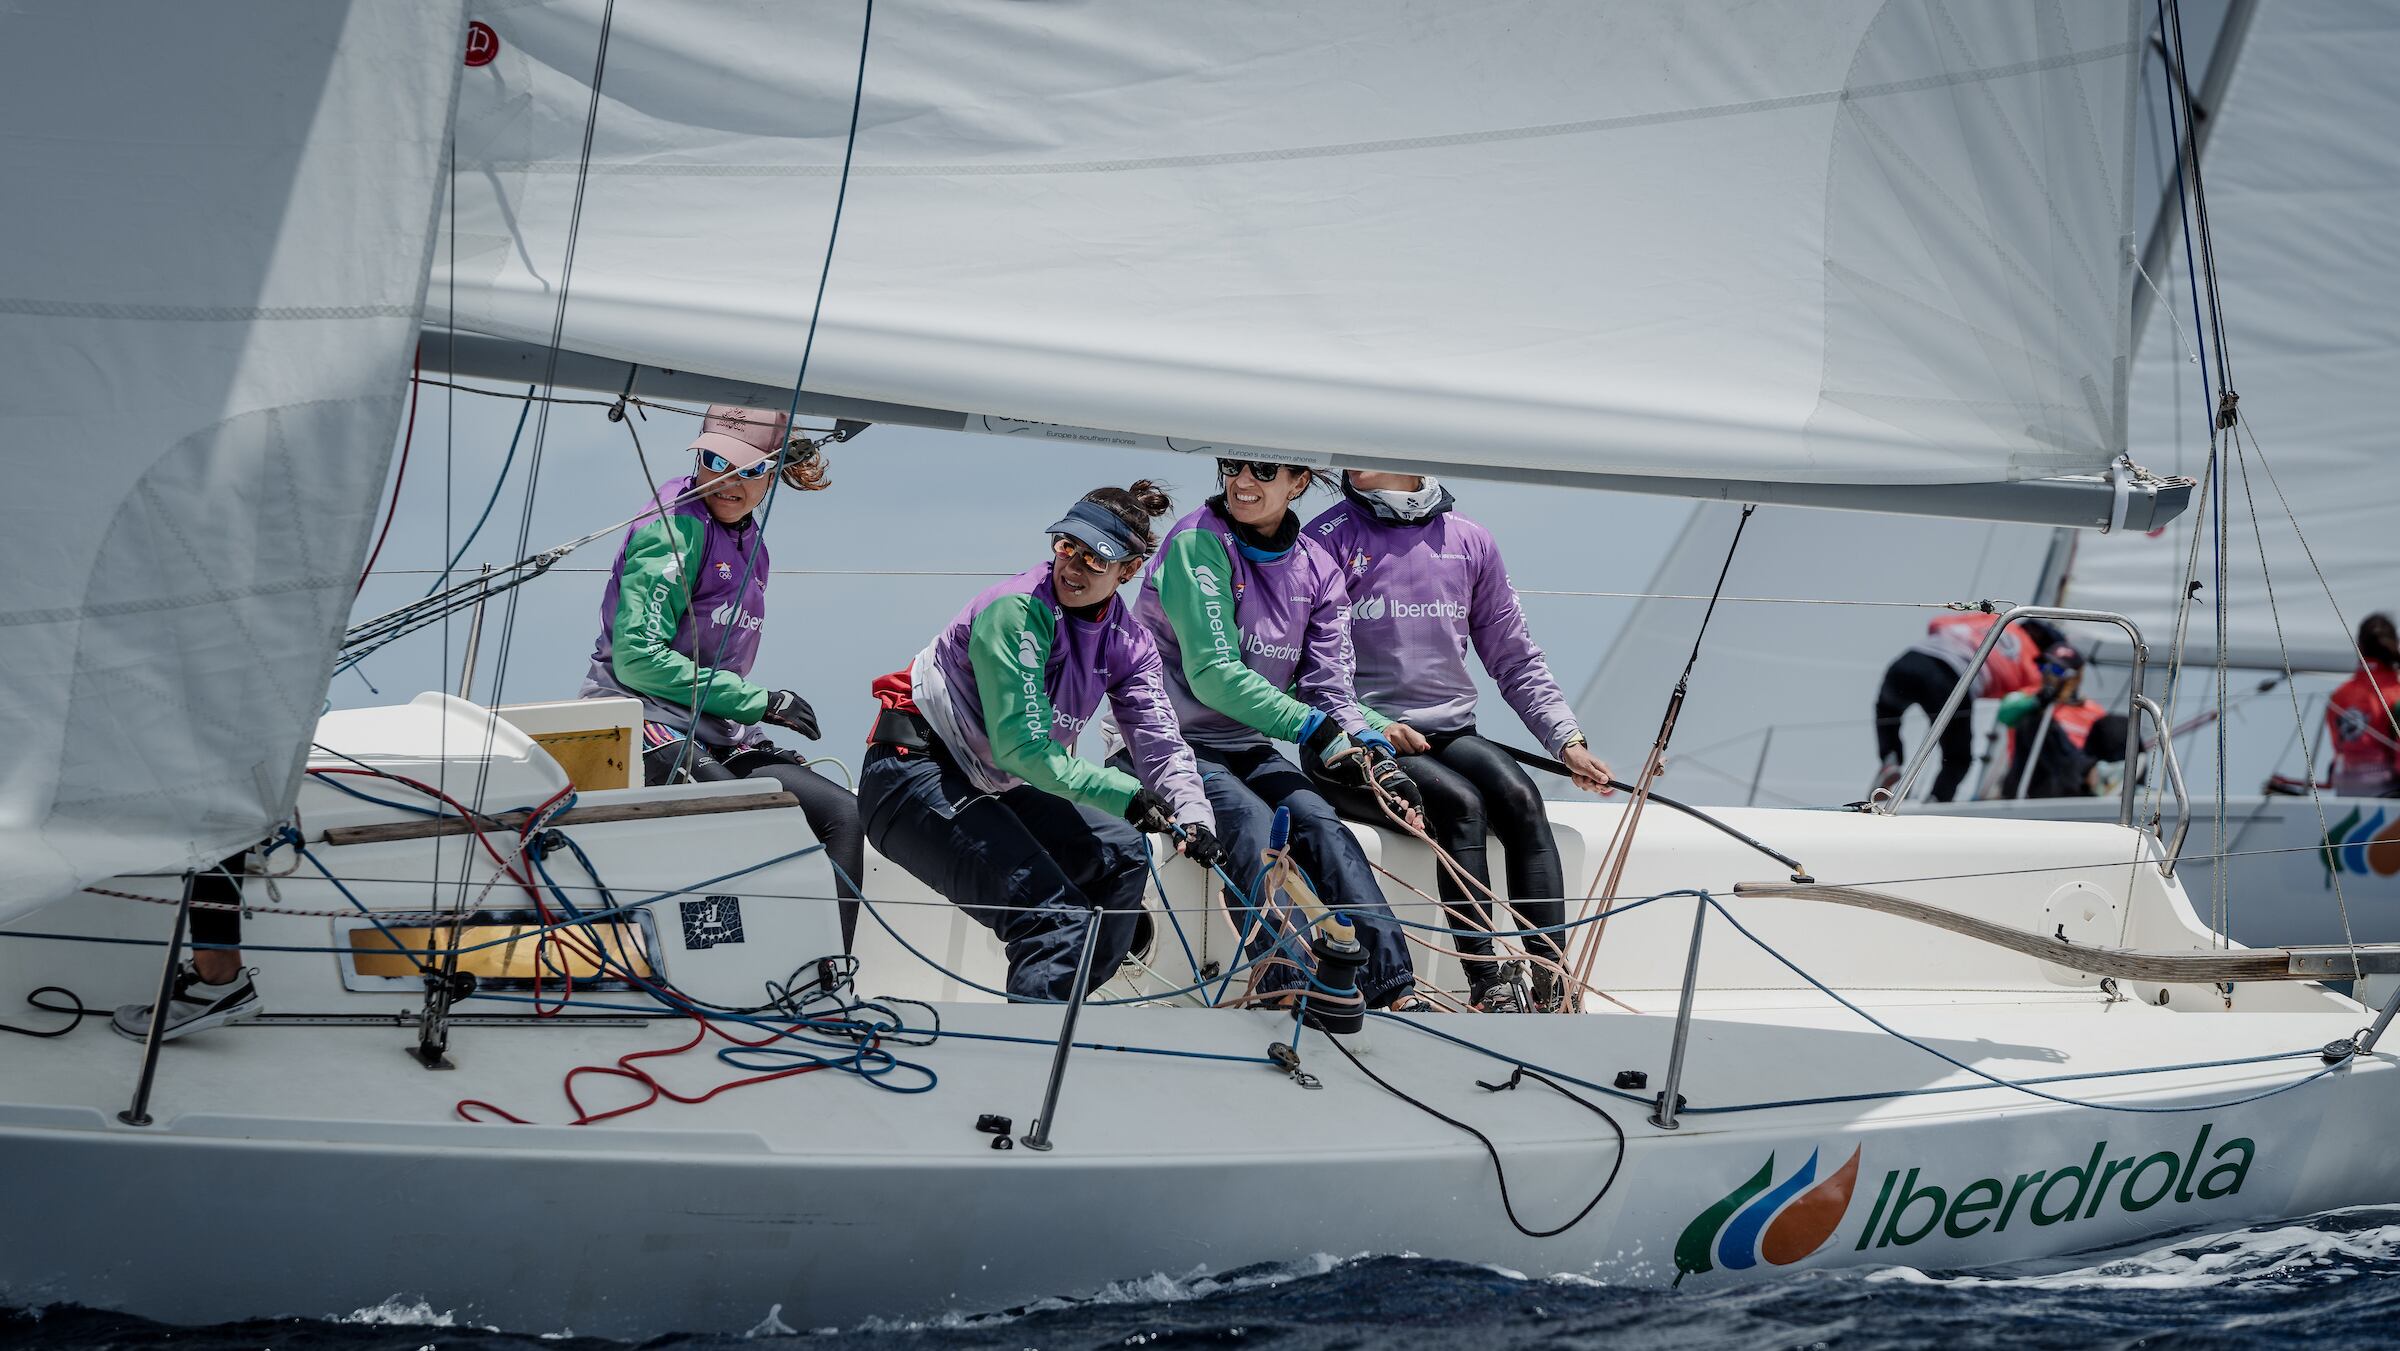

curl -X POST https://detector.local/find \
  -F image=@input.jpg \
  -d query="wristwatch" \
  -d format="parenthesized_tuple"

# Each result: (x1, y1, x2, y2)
(1561, 731, 1589, 752)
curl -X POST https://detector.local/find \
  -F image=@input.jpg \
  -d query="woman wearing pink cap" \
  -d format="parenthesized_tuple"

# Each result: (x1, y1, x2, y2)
(582, 403, 864, 944)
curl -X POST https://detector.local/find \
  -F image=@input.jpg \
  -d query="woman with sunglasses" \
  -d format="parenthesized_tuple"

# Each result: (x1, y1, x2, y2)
(859, 482, 1224, 1002)
(1129, 458, 1428, 1012)
(581, 403, 865, 945)
(1306, 469, 1612, 1012)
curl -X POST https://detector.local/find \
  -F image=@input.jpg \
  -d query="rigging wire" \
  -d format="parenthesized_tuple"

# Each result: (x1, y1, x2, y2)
(665, 0, 873, 781)
(354, 343, 422, 594)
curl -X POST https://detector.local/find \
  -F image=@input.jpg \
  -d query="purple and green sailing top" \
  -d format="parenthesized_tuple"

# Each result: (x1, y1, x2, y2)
(909, 563, 1212, 828)
(1306, 485, 1582, 756)
(581, 475, 772, 748)
(1133, 501, 1376, 753)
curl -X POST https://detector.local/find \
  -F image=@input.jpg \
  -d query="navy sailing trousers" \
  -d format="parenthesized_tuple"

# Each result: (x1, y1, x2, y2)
(1175, 742, 1416, 1008)
(858, 745, 1148, 1002)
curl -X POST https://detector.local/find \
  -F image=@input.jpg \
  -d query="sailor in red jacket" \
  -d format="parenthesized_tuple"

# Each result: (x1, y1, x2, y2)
(1994, 645, 2129, 800)
(1873, 612, 2060, 801)
(2327, 613, 2400, 798)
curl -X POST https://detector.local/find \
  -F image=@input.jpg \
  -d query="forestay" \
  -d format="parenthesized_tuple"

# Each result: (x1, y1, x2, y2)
(435, 0, 2142, 490)
(0, 2, 464, 922)
(2059, 4, 2400, 673)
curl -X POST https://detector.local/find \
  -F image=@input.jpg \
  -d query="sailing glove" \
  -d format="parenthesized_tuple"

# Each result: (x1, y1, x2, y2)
(1124, 788, 1177, 835)
(761, 689, 820, 740)
(1176, 822, 1226, 870)
(1298, 710, 1354, 770)
(1364, 748, 1425, 817)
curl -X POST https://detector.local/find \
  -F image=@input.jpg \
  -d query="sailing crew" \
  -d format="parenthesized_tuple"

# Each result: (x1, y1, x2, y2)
(1129, 459, 1429, 1011)
(859, 483, 1224, 1002)
(1872, 611, 2063, 801)
(1303, 470, 1613, 1013)
(2327, 613, 2400, 797)
(582, 403, 865, 945)
(1993, 644, 2129, 799)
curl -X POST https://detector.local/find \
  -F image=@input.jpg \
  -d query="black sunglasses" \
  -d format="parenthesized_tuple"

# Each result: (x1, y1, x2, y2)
(1217, 458, 1300, 483)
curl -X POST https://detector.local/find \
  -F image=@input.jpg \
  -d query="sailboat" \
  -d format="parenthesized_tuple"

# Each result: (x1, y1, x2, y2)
(1581, 0, 2400, 995)
(7, 0, 2399, 1337)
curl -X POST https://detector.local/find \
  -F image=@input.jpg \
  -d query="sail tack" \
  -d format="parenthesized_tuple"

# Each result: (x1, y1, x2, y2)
(0, 2, 464, 918)
(434, 0, 2143, 491)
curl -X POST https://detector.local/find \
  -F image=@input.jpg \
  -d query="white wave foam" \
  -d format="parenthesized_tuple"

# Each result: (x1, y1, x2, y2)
(849, 1252, 1358, 1333)
(1867, 1207, 2400, 1294)
(336, 1297, 464, 1328)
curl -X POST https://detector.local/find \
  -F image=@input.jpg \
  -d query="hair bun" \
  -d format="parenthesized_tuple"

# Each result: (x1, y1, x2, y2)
(1126, 478, 1172, 518)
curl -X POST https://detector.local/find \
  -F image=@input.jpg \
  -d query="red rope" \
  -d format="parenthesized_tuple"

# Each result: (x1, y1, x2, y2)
(355, 343, 422, 594)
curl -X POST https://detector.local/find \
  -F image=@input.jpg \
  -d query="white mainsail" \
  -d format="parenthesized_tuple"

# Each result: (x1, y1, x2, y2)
(435, 0, 2143, 494)
(2059, 1, 2400, 673)
(0, 2, 465, 919)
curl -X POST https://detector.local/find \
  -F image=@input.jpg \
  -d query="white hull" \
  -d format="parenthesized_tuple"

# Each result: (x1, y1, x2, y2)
(1945, 793, 2400, 997)
(5, 696, 2395, 1335)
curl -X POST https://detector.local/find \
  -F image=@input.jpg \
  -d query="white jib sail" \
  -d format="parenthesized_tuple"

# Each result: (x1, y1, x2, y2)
(0, 2, 465, 920)
(2059, 2, 2400, 672)
(436, 0, 2141, 488)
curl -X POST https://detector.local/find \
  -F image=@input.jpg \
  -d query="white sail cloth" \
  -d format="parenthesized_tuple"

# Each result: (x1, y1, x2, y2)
(1574, 503, 2058, 807)
(0, 3, 463, 920)
(436, 0, 2141, 488)
(2061, 3, 2400, 672)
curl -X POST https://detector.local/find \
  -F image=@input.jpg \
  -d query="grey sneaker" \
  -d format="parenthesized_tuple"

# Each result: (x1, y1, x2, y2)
(1473, 981, 1526, 1014)
(112, 964, 263, 1042)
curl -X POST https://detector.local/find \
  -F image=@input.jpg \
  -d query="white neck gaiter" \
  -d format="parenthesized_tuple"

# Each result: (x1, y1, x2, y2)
(1363, 477, 1445, 522)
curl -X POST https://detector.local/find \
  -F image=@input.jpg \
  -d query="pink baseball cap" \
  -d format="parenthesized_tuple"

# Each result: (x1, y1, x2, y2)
(689, 404, 790, 468)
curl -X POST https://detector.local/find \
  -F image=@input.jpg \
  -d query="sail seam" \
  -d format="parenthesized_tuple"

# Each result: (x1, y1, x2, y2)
(474, 42, 2135, 181)
(0, 299, 418, 322)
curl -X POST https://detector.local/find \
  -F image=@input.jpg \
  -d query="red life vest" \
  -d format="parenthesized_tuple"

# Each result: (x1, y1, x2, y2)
(1914, 612, 2042, 698)
(2327, 661, 2400, 796)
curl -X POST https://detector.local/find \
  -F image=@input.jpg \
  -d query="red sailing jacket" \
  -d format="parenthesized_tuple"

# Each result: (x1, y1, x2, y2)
(2327, 661, 2400, 796)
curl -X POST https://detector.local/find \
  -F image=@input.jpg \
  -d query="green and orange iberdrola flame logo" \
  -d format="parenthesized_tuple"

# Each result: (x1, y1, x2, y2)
(1674, 1146, 1862, 1286)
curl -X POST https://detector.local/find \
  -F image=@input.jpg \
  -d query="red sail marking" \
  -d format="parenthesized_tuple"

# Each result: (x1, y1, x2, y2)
(1761, 1145, 1862, 1265)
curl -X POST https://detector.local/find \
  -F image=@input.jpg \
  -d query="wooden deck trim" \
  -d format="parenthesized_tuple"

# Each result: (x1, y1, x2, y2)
(1732, 881, 2400, 981)
(322, 789, 798, 848)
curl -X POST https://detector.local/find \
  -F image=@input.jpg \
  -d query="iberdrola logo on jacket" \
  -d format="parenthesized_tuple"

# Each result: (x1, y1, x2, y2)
(1674, 1146, 1862, 1285)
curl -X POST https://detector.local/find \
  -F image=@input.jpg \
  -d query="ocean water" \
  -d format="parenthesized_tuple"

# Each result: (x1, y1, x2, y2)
(8, 1207, 2399, 1351)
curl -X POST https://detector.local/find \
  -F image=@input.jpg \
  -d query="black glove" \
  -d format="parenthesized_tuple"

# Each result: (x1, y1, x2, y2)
(1124, 787, 1176, 835)
(1365, 750, 1425, 817)
(761, 689, 820, 740)
(1299, 714, 1346, 767)
(1175, 822, 1225, 870)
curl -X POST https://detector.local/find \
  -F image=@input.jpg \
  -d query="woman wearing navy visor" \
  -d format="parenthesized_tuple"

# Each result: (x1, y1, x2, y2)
(1126, 458, 1431, 1012)
(581, 403, 865, 946)
(860, 482, 1223, 1002)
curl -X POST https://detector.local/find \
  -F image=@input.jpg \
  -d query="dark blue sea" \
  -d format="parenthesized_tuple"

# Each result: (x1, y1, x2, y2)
(8, 1207, 2398, 1350)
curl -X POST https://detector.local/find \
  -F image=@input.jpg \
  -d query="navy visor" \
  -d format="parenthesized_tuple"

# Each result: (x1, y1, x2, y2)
(1045, 500, 1144, 563)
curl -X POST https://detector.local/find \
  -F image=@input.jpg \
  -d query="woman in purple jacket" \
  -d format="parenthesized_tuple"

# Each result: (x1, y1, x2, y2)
(859, 482, 1223, 1002)
(1306, 470, 1613, 1013)
(1129, 460, 1429, 1012)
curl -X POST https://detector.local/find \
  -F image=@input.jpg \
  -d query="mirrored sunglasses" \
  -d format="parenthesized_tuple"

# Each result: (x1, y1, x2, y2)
(1052, 535, 1140, 572)
(699, 448, 777, 481)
